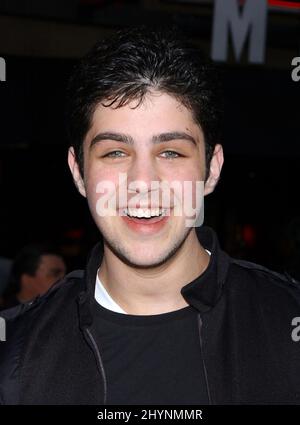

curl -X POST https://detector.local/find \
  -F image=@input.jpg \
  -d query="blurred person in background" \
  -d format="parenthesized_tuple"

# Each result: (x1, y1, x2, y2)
(0, 244, 66, 310)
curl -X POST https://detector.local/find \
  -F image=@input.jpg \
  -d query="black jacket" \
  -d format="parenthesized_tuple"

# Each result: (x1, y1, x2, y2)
(1, 226, 300, 405)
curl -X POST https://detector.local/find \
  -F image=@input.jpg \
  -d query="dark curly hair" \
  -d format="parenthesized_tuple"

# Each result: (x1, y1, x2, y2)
(65, 25, 223, 180)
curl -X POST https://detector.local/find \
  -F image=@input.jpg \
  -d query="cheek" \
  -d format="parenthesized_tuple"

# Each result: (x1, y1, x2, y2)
(166, 167, 204, 211)
(85, 170, 122, 217)
(86, 160, 118, 189)
(165, 166, 203, 187)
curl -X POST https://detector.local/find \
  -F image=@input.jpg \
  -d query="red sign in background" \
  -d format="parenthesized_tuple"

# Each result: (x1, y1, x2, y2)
(268, 0, 300, 9)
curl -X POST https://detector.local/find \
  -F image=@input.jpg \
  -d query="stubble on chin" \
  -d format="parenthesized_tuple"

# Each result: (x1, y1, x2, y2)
(101, 225, 193, 269)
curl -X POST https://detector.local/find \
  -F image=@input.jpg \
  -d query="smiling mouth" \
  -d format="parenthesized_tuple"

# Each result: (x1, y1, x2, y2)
(119, 207, 171, 227)
(121, 207, 168, 219)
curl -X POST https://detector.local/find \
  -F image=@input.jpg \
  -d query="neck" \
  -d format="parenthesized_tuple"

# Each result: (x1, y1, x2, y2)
(98, 230, 210, 315)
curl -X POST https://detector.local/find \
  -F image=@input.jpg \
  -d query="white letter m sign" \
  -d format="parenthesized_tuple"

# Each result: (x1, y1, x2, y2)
(212, 0, 268, 64)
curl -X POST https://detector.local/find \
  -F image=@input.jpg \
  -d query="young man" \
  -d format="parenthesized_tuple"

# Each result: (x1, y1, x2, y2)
(1, 27, 300, 405)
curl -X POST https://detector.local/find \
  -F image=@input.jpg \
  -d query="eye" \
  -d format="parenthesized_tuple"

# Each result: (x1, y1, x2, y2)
(160, 150, 181, 159)
(103, 150, 126, 158)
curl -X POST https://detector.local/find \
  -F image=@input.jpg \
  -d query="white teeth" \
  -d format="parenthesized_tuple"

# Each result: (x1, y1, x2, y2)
(123, 208, 167, 218)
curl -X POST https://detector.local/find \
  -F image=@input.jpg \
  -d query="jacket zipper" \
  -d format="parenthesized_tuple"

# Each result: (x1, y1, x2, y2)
(197, 313, 212, 405)
(83, 327, 107, 405)
(82, 312, 210, 405)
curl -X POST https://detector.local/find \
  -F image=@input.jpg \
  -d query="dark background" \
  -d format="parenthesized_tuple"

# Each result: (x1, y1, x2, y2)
(0, 0, 299, 277)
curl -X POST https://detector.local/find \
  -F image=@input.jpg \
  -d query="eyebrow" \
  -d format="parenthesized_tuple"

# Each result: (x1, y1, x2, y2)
(89, 131, 197, 149)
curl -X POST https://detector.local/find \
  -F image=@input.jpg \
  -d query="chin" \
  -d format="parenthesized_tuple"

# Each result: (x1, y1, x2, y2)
(107, 240, 172, 268)
(124, 256, 170, 269)
(121, 249, 168, 268)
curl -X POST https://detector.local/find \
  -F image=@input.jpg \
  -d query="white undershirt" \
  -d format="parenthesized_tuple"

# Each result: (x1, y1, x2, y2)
(94, 249, 212, 314)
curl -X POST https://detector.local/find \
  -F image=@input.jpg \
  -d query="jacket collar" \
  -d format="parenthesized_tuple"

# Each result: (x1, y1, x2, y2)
(181, 226, 231, 313)
(77, 226, 231, 327)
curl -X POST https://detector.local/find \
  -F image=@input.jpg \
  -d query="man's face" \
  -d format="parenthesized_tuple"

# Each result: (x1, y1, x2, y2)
(33, 254, 66, 294)
(69, 91, 216, 267)
(21, 254, 66, 299)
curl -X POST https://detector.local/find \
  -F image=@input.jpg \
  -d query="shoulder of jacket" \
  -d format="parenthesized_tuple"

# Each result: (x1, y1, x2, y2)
(229, 257, 300, 291)
(0, 269, 84, 322)
(0, 270, 85, 388)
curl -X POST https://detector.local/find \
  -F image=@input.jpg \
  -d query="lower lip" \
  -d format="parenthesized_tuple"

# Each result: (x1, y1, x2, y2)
(121, 213, 170, 234)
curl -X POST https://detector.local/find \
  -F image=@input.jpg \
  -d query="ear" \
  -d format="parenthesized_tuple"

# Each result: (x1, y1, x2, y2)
(68, 147, 86, 198)
(204, 144, 224, 195)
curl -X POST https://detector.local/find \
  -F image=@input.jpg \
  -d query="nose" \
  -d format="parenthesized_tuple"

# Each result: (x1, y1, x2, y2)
(127, 154, 160, 194)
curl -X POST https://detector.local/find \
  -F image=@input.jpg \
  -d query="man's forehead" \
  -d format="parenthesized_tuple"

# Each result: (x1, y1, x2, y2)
(86, 93, 203, 147)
